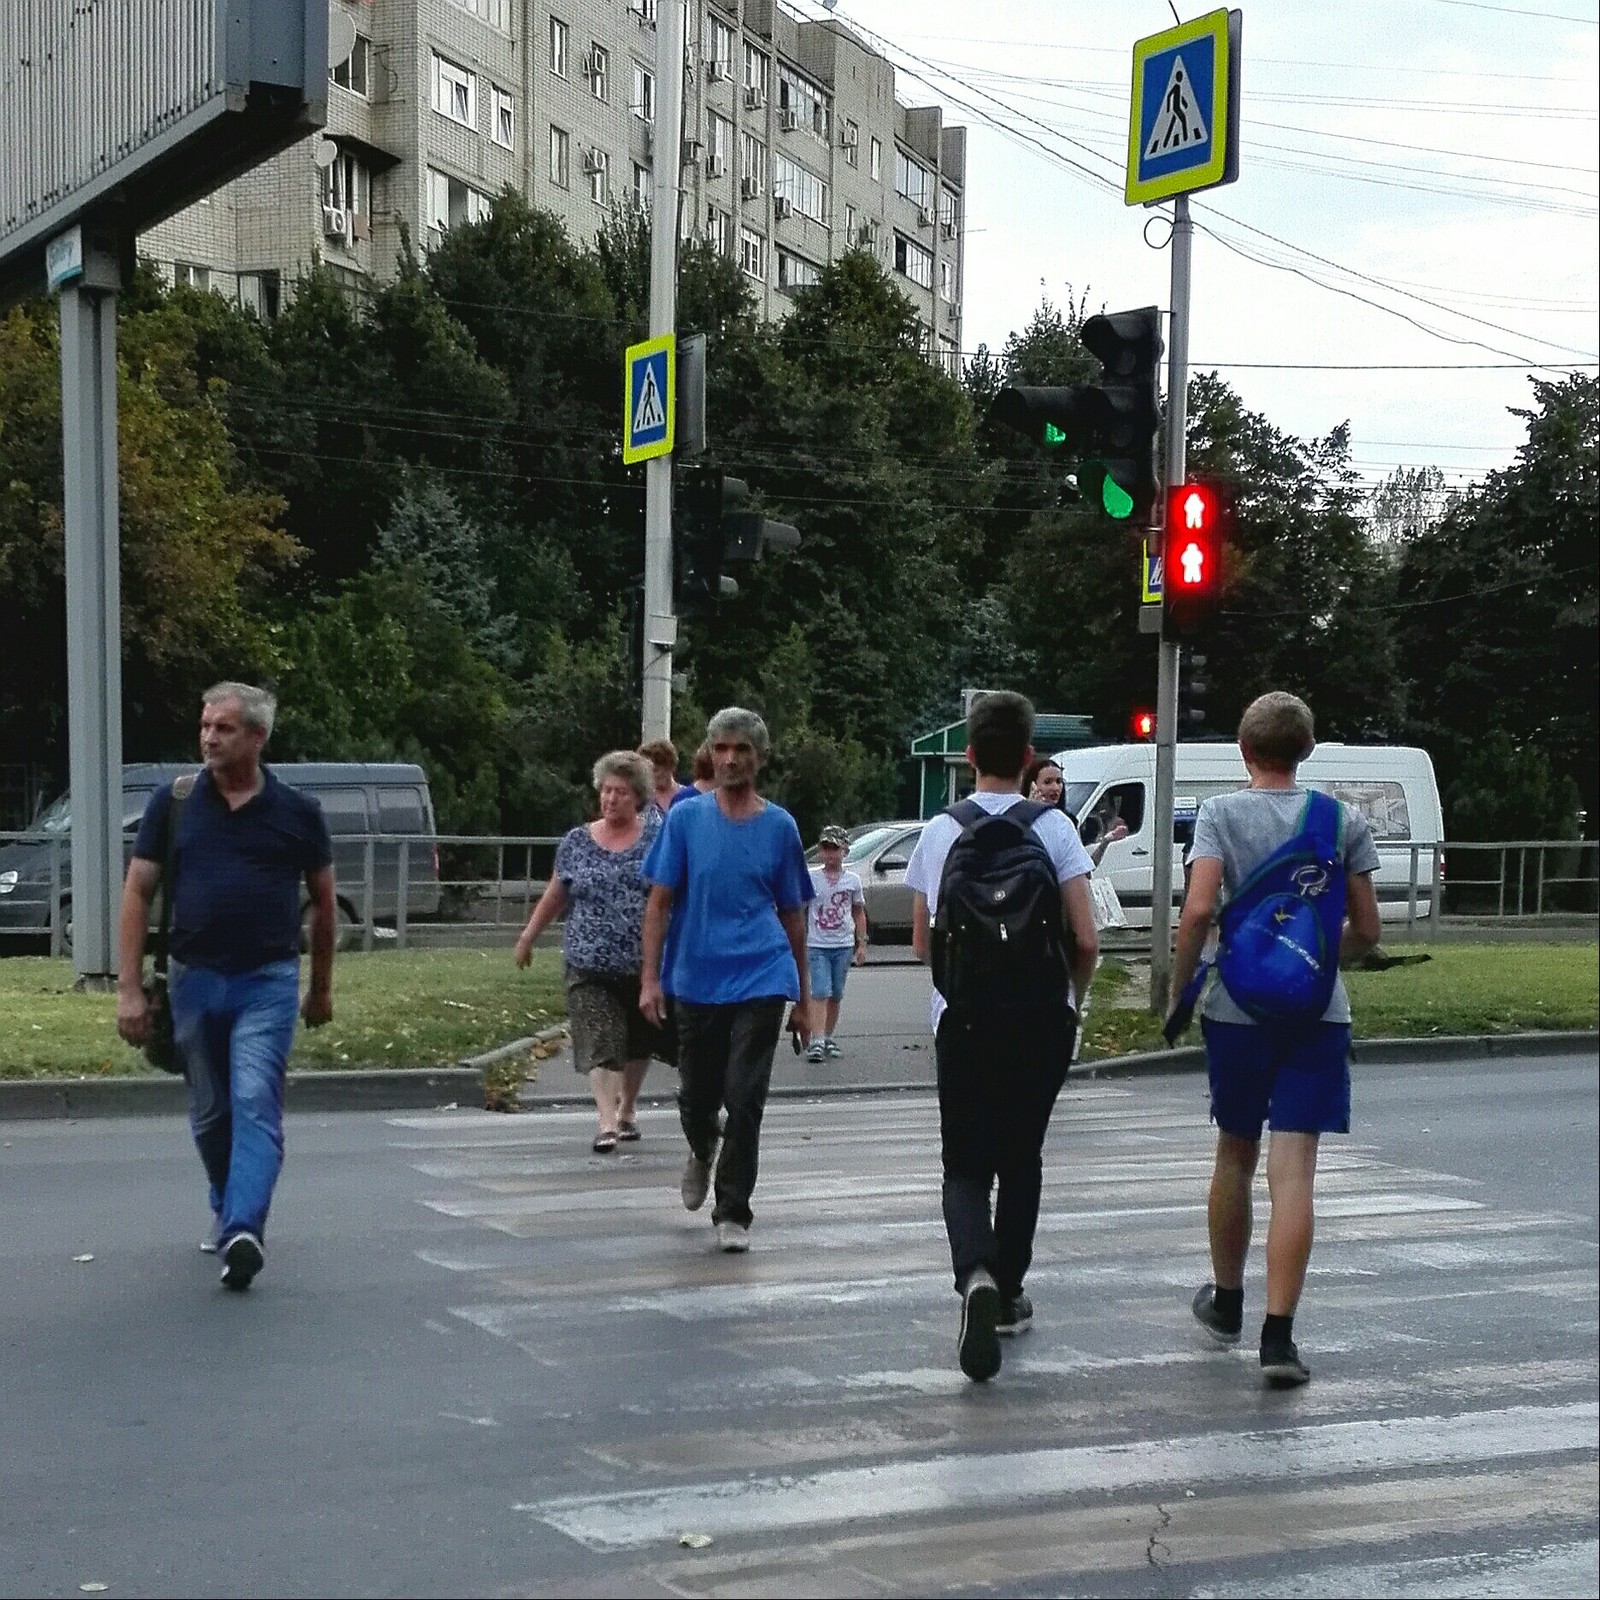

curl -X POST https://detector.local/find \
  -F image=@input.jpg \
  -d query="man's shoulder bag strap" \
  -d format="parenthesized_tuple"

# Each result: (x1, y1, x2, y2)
(153, 773, 198, 978)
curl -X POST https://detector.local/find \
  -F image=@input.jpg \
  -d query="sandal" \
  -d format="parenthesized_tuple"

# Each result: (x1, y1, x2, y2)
(593, 1131, 618, 1154)
(617, 1120, 641, 1143)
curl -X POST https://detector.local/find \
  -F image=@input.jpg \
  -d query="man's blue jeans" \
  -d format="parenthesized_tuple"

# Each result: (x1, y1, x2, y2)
(170, 959, 300, 1241)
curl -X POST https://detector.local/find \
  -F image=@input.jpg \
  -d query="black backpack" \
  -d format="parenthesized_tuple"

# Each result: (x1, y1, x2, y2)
(931, 799, 1071, 1019)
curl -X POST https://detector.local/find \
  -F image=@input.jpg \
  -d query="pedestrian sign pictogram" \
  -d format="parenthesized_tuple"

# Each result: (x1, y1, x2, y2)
(1126, 9, 1241, 207)
(623, 334, 675, 464)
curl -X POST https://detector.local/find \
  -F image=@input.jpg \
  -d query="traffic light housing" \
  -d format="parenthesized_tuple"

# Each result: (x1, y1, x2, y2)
(988, 305, 1163, 524)
(1163, 480, 1224, 639)
(1177, 646, 1208, 735)
(673, 467, 801, 619)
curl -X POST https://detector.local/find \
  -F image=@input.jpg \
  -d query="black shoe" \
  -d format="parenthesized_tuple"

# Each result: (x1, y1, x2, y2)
(220, 1231, 264, 1291)
(1261, 1336, 1311, 1387)
(958, 1269, 1003, 1382)
(996, 1292, 1033, 1336)
(1192, 1282, 1242, 1345)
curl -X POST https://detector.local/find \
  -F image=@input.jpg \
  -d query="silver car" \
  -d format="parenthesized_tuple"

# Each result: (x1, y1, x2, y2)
(807, 820, 925, 941)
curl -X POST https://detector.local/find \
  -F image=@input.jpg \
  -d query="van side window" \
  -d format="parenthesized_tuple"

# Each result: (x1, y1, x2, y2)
(379, 787, 426, 835)
(1321, 780, 1411, 840)
(1081, 782, 1145, 847)
(317, 788, 371, 834)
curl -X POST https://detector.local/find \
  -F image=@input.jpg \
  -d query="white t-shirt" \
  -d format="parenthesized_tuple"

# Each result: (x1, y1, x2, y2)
(806, 867, 864, 948)
(903, 793, 1094, 1033)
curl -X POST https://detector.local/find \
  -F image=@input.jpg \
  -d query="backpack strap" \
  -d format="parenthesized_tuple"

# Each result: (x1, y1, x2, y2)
(945, 797, 1048, 835)
(1302, 789, 1344, 859)
(153, 773, 197, 978)
(946, 798, 987, 831)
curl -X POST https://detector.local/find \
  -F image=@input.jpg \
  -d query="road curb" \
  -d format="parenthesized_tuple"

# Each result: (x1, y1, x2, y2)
(1, 1029, 1591, 1121)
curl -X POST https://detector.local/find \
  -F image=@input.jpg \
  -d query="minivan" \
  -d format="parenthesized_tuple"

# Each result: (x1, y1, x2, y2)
(1052, 742, 1444, 928)
(0, 762, 441, 947)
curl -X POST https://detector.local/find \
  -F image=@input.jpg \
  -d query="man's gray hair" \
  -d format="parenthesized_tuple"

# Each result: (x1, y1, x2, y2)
(203, 681, 277, 739)
(592, 749, 653, 810)
(705, 705, 771, 756)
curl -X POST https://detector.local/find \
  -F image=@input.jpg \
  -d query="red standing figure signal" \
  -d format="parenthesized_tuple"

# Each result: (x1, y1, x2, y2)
(1163, 481, 1223, 639)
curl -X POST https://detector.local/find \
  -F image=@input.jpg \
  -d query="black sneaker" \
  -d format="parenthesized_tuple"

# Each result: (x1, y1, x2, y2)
(958, 1269, 1003, 1382)
(1260, 1336, 1311, 1387)
(996, 1292, 1033, 1336)
(220, 1231, 264, 1291)
(1192, 1282, 1242, 1345)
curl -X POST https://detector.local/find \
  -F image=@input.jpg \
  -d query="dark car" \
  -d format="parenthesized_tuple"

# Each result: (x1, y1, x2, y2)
(0, 762, 440, 949)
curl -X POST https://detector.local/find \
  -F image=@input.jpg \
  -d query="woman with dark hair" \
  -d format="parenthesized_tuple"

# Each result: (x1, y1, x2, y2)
(1022, 757, 1066, 810)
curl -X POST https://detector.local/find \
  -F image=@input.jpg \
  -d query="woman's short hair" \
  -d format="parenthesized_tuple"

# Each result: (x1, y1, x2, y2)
(592, 750, 653, 809)
(1237, 692, 1316, 772)
(706, 706, 771, 757)
(692, 742, 715, 782)
(637, 738, 678, 773)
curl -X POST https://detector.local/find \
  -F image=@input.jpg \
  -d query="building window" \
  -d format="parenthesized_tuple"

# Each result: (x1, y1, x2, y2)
(629, 0, 658, 21)
(432, 52, 477, 128)
(587, 148, 610, 204)
(842, 118, 859, 167)
(739, 130, 765, 193)
(549, 16, 569, 77)
(173, 262, 212, 292)
(844, 202, 857, 239)
(708, 111, 731, 176)
(238, 271, 280, 320)
(447, 0, 510, 30)
(895, 149, 933, 209)
(773, 154, 827, 223)
(776, 248, 821, 294)
(330, 33, 370, 97)
(587, 43, 609, 102)
(777, 67, 828, 140)
(939, 185, 960, 234)
(707, 207, 733, 258)
(490, 87, 515, 149)
(633, 64, 655, 122)
(940, 257, 956, 302)
(427, 169, 493, 246)
(740, 226, 765, 281)
(633, 161, 651, 211)
(939, 335, 960, 377)
(549, 124, 571, 188)
(894, 232, 932, 288)
(707, 15, 734, 76)
(321, 151, 371, 224)
(869, 136, 882, 183)
(743, 41, 769, 97)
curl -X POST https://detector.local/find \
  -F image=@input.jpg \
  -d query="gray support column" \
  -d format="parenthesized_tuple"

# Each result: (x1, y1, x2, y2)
(57, 236, 125, 988)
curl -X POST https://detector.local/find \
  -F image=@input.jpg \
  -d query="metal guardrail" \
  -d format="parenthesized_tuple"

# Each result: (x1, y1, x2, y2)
(2, 831, 1595, 954)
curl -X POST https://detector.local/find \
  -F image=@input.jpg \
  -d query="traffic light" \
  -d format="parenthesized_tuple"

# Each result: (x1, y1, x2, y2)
(1177, 646, 1208, 735)
(673, 467, 801, 619)
(988, 305, 1163, 524)
(1163, 480, 1224, 639)
(1130, 707, 1155, 741)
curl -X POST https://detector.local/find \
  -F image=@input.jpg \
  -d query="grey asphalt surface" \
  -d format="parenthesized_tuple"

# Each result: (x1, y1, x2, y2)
(2, 1049, 1596, 1599)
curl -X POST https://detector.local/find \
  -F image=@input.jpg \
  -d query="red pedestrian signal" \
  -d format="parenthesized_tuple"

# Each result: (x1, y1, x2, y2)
(1130, 708, 1155, 740)
(1163, 481, 1224, 639)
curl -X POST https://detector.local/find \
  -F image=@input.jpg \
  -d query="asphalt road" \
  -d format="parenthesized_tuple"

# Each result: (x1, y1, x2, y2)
(2, 1052, 1596, 1599)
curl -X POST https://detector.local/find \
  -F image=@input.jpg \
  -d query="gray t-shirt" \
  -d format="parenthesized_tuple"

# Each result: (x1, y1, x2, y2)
(1189, 786, 1380, 1026)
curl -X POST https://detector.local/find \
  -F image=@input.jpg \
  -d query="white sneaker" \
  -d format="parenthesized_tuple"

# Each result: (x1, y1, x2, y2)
(715, 1221, 750, 1253)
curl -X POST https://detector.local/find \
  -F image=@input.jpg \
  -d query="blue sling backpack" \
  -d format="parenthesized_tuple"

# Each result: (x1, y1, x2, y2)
(1213, 789, 1348, 1030)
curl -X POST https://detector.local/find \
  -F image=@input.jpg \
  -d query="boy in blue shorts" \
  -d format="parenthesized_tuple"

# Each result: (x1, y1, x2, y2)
(805, 825, 867, 1062)
(1169, 692, 1381, 1386)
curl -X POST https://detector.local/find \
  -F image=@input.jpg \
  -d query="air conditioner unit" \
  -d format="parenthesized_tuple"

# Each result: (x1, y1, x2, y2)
(322, 206, 349, 241)
(582, 148, 605, 175)
(739, 175, 761, 200)
(778, 108, 799, 132)
(839, 125, 858, 149)
(642, 128, 655, 159)
(772, 194, 793, 219)
(705, 58, 728, 81)
(916, 205, 935, 229)
(705, 153, 726, 178)
(744, 86, 765, 111)
(855, 221, 878, 247)
(682, 136, 704, 165)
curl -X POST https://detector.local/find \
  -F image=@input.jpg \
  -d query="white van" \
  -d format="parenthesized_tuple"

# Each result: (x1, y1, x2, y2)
(1050, 742, 1444, 927)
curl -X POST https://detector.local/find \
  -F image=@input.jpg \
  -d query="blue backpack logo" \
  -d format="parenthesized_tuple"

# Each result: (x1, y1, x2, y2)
(1215, 790, 1346, 1029)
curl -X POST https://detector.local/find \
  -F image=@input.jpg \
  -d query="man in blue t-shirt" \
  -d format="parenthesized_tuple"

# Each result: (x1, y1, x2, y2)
(116, 683, 336, 1291)
(640, 707, 813, 1252)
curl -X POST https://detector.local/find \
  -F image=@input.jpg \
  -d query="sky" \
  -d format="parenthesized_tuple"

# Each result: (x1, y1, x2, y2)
(798, 0, 1600, 496)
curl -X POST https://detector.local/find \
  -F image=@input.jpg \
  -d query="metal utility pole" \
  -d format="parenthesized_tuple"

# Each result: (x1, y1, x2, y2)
(57, 230, 125, 989)
(1149, 193, 1192, 1014)
(641, 0, 686, 742)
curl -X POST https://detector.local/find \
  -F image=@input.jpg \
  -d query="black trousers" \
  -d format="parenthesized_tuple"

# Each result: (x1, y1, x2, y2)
(935, 1002, 1076, 1298)
(674, 998, 786, 1228)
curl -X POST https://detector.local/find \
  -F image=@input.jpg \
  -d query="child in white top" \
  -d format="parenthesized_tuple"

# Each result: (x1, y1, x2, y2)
(805, 825, 867, 1061)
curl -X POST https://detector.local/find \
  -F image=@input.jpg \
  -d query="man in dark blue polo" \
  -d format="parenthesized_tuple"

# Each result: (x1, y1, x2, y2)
(117, 682, 336, 1290)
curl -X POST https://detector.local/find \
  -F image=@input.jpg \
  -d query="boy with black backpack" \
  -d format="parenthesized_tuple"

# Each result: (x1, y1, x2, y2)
(904, 692, 1098, 1382)
(1169, 692, 1381, 1387)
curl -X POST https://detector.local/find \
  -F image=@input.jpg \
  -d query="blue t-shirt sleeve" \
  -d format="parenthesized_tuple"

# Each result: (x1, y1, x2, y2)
(641, 804, 688, 892)
(131, 784, 174, 863)
(773, 814, 814, 912)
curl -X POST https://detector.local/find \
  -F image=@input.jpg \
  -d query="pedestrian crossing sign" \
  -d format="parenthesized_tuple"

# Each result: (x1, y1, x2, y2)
(623, 334, 675, 464)
(1126, 9, 1241, 207)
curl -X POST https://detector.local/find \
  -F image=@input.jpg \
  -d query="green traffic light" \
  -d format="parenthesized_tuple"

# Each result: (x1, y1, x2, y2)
(1100, 475, 1134, 520)
(1042, 422, 1068, 448)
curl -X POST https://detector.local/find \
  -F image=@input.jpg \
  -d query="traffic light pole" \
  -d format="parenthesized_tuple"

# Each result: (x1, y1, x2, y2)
(1150, 194, 1193, 1016)
(640, 0, 686, 743)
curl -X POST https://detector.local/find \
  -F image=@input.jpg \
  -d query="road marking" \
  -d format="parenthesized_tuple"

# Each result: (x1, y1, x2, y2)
(519, 1400, 1598, 1551)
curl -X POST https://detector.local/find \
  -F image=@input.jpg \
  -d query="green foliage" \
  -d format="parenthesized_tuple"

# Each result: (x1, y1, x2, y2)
(1443, 730, 1581, 841)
